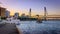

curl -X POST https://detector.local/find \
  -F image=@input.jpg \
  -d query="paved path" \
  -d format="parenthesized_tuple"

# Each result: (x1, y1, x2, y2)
(0, 24, 19, 34)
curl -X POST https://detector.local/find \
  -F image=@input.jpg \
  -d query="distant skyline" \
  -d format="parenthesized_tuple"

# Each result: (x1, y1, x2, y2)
(0, 0, 60, 16)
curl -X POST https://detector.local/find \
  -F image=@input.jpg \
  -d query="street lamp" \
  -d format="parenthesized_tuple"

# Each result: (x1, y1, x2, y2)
(0, 2, 2, 21)
(0, 2, 2, 7)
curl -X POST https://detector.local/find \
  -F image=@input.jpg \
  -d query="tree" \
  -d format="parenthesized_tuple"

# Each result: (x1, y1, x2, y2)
(36, 14, 39, 17)
(21, 13, 26, 18)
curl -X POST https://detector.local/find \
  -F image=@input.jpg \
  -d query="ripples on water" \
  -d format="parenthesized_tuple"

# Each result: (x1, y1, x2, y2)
(17, 21, 60, 34)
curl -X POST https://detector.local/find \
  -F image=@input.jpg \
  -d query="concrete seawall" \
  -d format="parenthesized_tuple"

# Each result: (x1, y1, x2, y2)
(0, 23, 19, 34)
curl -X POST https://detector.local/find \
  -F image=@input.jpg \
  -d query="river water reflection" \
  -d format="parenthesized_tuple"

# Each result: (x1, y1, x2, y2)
(16, 21, 60, 34)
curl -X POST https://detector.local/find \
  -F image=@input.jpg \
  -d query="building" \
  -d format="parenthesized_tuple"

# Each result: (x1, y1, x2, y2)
(0, 7, 6, 17)
(5, 10, 10, 17)
(14, 12, 19, 18)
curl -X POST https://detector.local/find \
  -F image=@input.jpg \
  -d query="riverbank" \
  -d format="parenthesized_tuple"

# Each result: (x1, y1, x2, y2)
(0, 24, 19, 34)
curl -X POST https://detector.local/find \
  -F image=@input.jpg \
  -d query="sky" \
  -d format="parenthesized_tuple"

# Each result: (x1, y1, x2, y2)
(0, 0, 60, 16)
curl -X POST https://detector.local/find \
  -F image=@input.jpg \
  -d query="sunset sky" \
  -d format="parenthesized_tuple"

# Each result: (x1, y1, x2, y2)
(0, 0, 60, 16)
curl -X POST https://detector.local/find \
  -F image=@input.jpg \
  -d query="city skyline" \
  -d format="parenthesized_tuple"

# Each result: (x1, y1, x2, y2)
(0, 0, 60, 16)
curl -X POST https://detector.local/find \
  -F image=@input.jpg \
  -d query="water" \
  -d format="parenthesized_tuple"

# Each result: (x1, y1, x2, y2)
(16, 21, 60, 34)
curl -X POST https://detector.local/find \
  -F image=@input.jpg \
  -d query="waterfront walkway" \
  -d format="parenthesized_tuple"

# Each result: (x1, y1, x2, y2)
(0, 24, 19, 34)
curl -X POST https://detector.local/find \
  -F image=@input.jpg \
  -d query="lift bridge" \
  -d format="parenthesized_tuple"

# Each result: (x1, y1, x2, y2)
(44, 7, 60, 21)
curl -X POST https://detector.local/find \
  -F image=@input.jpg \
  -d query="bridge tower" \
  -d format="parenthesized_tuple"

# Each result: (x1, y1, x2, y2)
(44, 7, 47, 21)
(29, 8, 31, 18)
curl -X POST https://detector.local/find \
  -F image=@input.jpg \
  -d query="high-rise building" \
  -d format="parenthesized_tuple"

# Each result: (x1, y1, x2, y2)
(0, 7, 6, 17)
(5, 10, 10, 17)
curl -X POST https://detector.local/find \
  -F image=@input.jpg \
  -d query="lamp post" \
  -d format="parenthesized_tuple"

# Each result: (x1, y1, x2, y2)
(0, 2, 2, 21)
(0, 2, 1, 6)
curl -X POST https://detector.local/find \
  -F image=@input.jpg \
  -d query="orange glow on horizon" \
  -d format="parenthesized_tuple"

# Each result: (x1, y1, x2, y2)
(9, 9, 41, 16)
